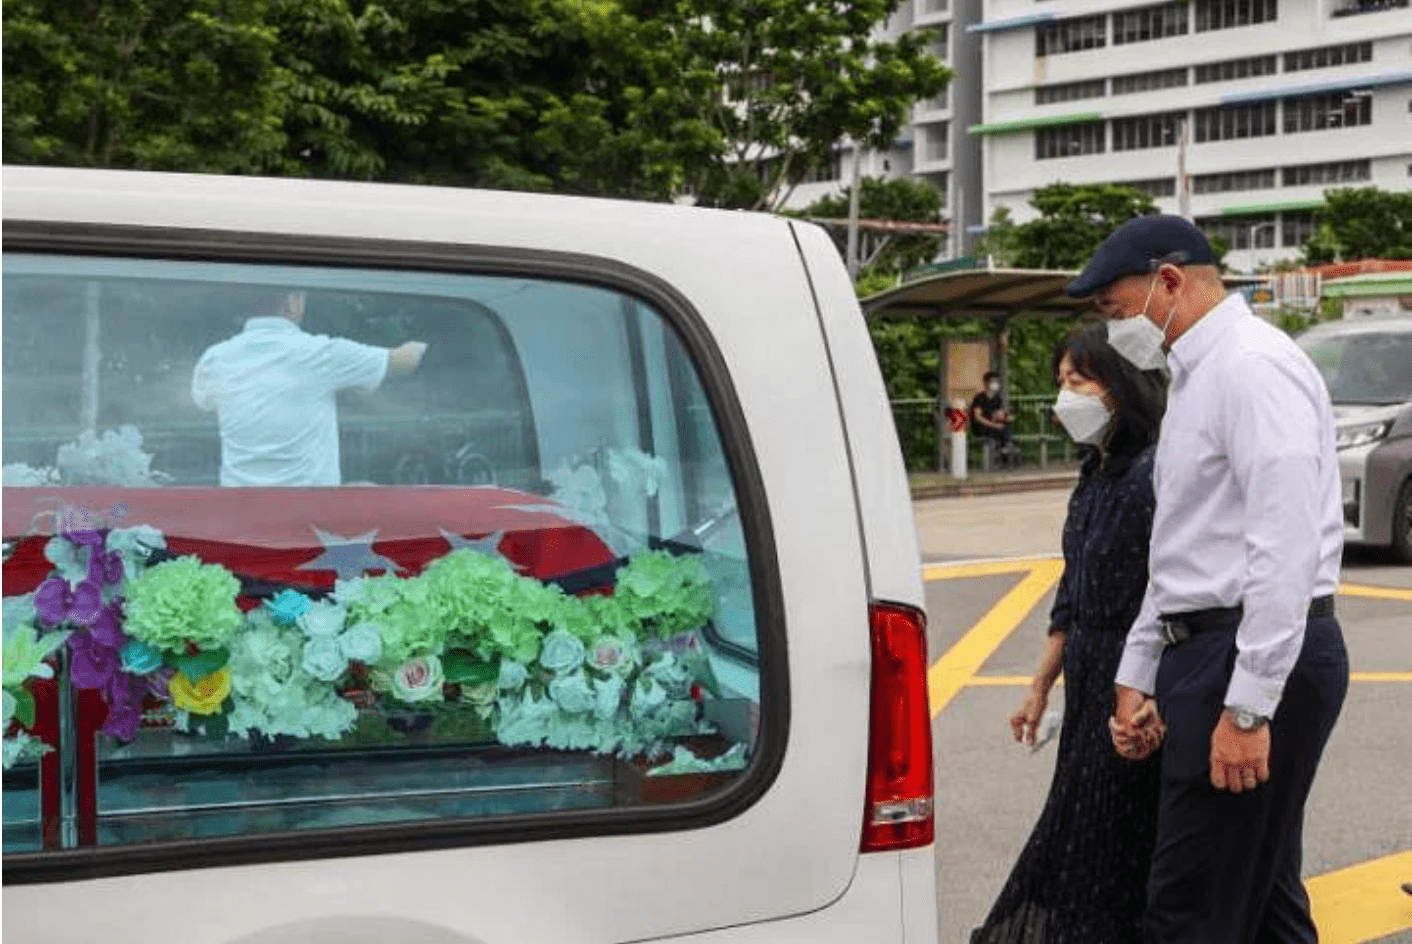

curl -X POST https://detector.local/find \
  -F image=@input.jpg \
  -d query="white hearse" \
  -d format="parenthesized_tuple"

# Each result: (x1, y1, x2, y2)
(1, 166, 937, 943)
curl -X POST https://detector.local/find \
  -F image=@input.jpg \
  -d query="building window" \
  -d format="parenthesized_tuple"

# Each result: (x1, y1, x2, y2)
(1112, 111, 1186, 150)
(1116, 177, 1177, 197)
(1196, 213, 1277, 249)
(1285, 41, 1373, 71)
(1035, 79, 1107, 105)
(1036, 122, 1106, 159)
(923, 122, 949, 163)
(1112, 2, 1190, 43)
(1036, 15, 1107, 56)
(1195, 0, 1278, 31)
(1282, 210, 1317, 247)
(1193, 54, 1278, 83)
(1193, 101, 1277, 141)
(800, 151, 844, 184)
(1191, 168, 1277, 193)
(1282, 159, 1372, 186)
(1111, 68, 1189, 95)
(929, 25, 951, 60)
(922, 0, 949, 14)
(1331, 0, 1409, 18)
(1284, 90, 1372, 132)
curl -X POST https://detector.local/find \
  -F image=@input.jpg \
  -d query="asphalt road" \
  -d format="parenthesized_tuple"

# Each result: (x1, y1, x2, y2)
(914, 489, 1412, 944)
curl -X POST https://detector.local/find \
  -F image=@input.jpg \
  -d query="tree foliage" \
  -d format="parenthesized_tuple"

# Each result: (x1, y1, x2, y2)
(1008, 183, 1159, 269)
(1302, 187, 1412, 264)
(801, 175, 946, 279)
(3, 0, 948, 208)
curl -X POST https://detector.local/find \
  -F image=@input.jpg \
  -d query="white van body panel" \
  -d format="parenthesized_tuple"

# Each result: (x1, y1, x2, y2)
(2, 167, 930, 943)
(788, 222, 926, 612)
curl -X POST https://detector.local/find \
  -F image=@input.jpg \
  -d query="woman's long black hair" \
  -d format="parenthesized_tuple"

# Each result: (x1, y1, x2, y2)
(1052, 322, 1167, 458)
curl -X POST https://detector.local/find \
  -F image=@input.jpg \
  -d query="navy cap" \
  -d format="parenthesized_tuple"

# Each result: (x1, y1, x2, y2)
(1065, 215, 1218, 298)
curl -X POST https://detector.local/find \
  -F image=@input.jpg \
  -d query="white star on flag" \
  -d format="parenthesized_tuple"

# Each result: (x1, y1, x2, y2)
(298, 528, 401, 579)
(439, 528, 526, 570)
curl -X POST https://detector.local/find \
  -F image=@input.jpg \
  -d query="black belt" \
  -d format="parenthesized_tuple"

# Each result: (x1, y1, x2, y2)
(1157, 595, 1335, 646)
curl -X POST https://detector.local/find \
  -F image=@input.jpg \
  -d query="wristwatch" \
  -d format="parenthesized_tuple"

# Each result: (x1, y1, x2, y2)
(1228, 707, 1269, 732)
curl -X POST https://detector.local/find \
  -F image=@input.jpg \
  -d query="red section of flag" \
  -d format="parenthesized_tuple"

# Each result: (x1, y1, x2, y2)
(3, 485, 616, 595)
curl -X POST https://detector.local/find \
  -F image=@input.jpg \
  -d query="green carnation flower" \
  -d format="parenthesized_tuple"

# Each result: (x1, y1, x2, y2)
(124, 556, 243, 652)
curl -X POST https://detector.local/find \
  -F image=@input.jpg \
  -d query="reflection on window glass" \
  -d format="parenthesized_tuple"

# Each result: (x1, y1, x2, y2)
(1300, 333, 1412, 405)
(2, 256, 761, 854)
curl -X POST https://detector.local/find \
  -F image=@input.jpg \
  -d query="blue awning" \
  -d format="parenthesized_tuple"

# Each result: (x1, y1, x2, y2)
(966, 11, 1056, 33)
(1221, 70, 1412, 104)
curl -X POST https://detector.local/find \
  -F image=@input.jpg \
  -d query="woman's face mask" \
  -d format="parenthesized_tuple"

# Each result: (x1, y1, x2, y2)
(1106, 276, 1178, 372)
(1053, 389, 1113, 445)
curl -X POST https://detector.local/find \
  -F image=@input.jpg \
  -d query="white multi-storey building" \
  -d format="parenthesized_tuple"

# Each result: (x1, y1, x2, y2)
(969, 0, 1412, 270)
(786, 0, 986, 262)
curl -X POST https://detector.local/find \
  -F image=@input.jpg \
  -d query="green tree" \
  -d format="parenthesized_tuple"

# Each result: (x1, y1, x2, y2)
(801, 176, 945, 280)
(971, 206, 1019, 267)
(1010, 183, 1159, 269)
(1302, 187, 1412, 264)
(676, 0, 952, 210)
(2, 0, 287, 172)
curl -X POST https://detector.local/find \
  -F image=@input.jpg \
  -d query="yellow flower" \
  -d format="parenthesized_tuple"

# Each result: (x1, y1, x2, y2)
(170, 667, 232, 716)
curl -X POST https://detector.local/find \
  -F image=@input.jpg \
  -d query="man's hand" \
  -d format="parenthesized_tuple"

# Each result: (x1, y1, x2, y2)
(1111, 685, 1165, 761)
(1209, 710, 1270, 793)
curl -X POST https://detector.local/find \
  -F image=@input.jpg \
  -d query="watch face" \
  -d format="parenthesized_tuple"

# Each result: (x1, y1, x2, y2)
(1234, 710, 1264, 731)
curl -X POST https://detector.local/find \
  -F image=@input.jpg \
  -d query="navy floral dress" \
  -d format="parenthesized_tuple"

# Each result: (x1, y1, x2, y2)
(972, 443, 1162, 944)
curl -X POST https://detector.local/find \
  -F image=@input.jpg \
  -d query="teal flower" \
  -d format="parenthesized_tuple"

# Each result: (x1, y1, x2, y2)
(301, 637, 347, 683)
(539, 630, 585, 675)
(265, 590, 312, 627)
(119, 639, 163, 675)
(336, 623, 382, 664)
(549, 670, 596, 714)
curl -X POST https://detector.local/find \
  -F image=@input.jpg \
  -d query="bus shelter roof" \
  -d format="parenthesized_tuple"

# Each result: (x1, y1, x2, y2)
(860, 265, 1264, 322)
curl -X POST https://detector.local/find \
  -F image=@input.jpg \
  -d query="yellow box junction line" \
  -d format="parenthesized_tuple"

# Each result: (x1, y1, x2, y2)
(924, 558, 1412, 943)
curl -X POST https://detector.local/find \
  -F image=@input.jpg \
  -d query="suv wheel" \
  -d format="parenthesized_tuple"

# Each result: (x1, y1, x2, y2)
(1395, 477, 1412, 565)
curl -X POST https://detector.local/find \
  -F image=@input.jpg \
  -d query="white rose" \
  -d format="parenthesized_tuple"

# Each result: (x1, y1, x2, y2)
(549, 671, 596, 715)
(301, 637, 348, 682)
(298, 603, 348, 638)
(498, 659, 529, 691)
(588, 634, 638, 677)
(594, 674, 625, 720)
(337, 623, 383, 664)
(539, 629, 585, 675)
(631, 676, 668, 718)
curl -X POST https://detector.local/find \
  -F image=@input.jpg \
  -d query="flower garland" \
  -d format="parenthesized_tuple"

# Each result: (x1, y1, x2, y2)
(7, 529, 728, 762)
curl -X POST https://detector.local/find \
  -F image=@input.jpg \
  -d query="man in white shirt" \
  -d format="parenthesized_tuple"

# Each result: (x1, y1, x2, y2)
(1066, 216, 1348, 944)
(193, 291, 427, 486)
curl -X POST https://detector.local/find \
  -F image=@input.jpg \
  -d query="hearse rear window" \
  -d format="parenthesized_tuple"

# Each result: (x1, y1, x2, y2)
(2, 255, 762, 860)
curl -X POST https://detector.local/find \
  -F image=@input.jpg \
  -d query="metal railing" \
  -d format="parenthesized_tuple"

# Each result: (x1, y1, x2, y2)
(890, 394, 1077, 473)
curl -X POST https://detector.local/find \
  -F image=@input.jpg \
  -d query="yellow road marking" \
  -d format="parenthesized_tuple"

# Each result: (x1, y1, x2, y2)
(924, 559, 1057, 581)
(964, 673, 1412, 686)
(1308, 849, 1412, 944)
(1340, 583, 1412, 602)
(928, 560, 1065, 718)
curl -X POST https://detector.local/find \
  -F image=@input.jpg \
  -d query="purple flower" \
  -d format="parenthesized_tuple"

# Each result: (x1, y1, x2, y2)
(89, 602, 127, 650)
(102, 673, 146, 742)
(144, 666, 174, 700)
(64, 530, 107, 550)
(87, 549, 124, 587)
(68, 630, 120, 690)
(34, 577, 104, 627)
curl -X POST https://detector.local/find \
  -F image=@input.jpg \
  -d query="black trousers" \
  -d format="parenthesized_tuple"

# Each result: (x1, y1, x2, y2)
(1145, 613, 1348, 944)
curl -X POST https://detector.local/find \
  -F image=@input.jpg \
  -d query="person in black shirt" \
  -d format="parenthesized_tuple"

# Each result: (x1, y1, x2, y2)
(972, 324, 1168, 944)
(970, 371, 1019, 466)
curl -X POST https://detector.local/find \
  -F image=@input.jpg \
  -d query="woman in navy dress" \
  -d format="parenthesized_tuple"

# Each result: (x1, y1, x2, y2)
(973, 323, 1168, 944)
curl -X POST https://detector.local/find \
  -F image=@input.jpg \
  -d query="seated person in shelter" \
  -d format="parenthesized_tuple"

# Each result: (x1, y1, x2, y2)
(970, 371, 1019, 463)
(192, 291, 427, 486)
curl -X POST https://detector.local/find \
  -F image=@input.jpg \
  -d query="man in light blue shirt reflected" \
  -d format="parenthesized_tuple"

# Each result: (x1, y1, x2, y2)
(193, 291, 427, 486)
(1067, 216, 1348, 944)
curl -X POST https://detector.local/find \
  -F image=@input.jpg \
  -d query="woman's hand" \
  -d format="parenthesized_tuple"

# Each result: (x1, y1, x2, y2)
(1010, 688, 1050, 747)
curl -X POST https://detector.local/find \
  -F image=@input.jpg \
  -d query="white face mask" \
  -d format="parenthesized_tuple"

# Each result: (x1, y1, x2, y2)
(1053, 389, 1113, 445)
(1107, 277, 1178, 372)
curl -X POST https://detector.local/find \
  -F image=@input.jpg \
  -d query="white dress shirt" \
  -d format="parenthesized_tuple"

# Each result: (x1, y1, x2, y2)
(1114, 293, 1343, 718)
(192, 317, 389, 486)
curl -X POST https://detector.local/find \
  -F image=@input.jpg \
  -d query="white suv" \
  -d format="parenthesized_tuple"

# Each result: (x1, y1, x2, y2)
(1297, 316, 1412, 563)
